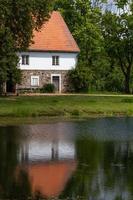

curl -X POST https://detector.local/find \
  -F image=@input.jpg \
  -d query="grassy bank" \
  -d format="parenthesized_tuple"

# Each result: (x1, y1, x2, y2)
(0, 95, 133, 121)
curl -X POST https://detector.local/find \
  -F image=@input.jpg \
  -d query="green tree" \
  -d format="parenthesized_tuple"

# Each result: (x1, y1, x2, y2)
(0, 0, 54, 94)
(54, 0, 77, 32)
(1, 0, 54, 50)
(55, 0, 133, 93)
(0, 28, 21, 94)
(54, 0, 109, 92)
(55, 0, 103, 67)
(102, 1, 133, 93)
(68, 65, 93, 92)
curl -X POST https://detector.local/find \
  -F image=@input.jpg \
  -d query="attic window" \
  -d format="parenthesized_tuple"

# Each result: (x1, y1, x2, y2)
(52, 56, 59, 66)
(22, 55, 29, 65)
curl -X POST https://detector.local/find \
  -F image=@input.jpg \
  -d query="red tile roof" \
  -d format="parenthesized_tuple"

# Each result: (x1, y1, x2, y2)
(29, 11, 80, 53)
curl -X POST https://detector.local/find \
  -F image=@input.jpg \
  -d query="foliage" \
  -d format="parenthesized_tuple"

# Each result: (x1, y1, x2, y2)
(54, 0, 108, 92)
(68, 65, 93, 92)
(55, 0, 103, 68)
(54, 0, 133, 94)
(40, 83, 55, 93)
(54, 0, 77, 33)
(0, 28, 21, 94)
(0, 0, 54, 94)
(0, 0, 54, 50)
(101, 1, 133, 93)
(104, 67, 124, 92)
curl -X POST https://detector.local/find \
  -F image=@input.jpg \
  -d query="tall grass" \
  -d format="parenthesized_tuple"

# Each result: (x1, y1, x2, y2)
(0, 95, 133, 118)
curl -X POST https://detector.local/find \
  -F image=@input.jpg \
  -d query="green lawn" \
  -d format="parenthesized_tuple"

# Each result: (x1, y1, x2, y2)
(0, 95, 133, 121)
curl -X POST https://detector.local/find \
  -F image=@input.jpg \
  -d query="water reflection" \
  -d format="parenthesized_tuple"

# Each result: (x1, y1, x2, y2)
(18, 124, 77, 198)
(0, 123, 77, 199)
(19, 124, 76, 162)
(0, 118, 133, 199)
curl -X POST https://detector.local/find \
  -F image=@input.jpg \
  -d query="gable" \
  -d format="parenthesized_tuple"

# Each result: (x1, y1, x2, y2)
(29, 11, 80, 53)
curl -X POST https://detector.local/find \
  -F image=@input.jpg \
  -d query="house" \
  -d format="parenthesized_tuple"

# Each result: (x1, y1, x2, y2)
(17, 11, 80, 93)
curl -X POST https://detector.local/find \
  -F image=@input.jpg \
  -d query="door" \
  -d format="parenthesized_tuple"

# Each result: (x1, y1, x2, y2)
(6, 81, 16, 93)
(6, 73, 16, 93)
(52, 76, 60, 92)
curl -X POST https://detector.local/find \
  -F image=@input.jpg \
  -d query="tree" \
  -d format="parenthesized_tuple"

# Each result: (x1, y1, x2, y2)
(55, 0, 103, 67)
(0, 0, 54, 94)
(102, 1, 133, 93)
(1, 0, 54, 50)
(68, 65, 93, 92)
(54, 0, 78, 33)
(54, 0, 110, 92)
(54, 0, 133, 93)
(0, 28, 19, 94)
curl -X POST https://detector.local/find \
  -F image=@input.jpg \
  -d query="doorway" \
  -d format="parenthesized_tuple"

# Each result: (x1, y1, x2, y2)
(6, 80, 16, 93)
(51, 75, 61, 92)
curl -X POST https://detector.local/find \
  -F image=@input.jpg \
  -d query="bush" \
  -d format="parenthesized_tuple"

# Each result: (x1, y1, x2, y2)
(68, 66, 92, 93)
(40, 83, 55, 93)
(104, 68, 124, 92)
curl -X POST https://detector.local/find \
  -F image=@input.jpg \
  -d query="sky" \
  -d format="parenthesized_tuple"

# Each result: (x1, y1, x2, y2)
(102, 0, 131, 13)
(102, 0, 118, 12)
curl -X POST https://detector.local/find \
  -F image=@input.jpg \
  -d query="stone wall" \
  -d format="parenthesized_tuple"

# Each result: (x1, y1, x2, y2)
(18, 70, 69, 92)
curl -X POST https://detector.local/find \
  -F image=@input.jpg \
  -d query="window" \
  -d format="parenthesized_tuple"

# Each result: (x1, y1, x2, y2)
(22, 55, 29, 65)
(31, 76, 39, 86)
(52, 56, 59, 66)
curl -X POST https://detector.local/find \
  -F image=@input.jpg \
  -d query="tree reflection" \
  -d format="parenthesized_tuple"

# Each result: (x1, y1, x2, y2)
(0, 126, 32, 199)
(60, 137, 133, 200)
(60, 137, 103, 199)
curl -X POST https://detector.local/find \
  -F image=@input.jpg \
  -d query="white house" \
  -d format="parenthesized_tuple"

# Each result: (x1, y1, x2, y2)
(17, 11, 80, 93)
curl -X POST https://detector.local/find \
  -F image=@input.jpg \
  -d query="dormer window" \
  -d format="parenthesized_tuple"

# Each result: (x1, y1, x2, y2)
(52, 56, 59, 66)
(22, 55, 29, 65)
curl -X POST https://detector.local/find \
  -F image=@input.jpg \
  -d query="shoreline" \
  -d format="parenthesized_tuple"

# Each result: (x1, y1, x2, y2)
(0, 95, 133, 125)
(0, 114, 133, 126)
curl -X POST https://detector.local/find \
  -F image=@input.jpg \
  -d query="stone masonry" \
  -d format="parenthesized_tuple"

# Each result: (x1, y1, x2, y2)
(18, 70, 69, 92)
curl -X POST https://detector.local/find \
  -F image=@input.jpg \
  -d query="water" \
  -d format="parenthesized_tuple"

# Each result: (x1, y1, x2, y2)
(0, 118, 133, 200)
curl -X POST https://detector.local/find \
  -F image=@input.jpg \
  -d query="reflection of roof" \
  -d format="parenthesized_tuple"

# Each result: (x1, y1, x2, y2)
(29, 11, 80, 52)
(28, 161, 77, 198)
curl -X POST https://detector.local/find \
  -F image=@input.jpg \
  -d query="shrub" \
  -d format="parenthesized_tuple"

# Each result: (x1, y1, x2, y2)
(104, 68, 124, 92)
(68, 66, 92, 93)
(40, 83, 55, 93)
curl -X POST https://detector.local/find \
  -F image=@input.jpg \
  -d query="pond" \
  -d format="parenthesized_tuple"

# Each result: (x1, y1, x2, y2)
(0, 117, 133, 200)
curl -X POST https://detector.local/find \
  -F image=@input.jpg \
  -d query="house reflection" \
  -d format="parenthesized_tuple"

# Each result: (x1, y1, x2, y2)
(17, 123, 77, 198)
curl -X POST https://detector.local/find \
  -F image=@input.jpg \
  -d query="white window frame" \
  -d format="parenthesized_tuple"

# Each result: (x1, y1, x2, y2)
(31, 76, 39, 87)
(51, 74, 61, 93)
(52, 56, 60, 66)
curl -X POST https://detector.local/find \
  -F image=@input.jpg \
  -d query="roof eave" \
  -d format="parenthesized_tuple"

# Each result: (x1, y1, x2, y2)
(28, 49, 80, 53)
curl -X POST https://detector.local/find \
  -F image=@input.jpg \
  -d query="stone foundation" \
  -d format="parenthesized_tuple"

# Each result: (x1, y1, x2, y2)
(18, 70, 69, 92)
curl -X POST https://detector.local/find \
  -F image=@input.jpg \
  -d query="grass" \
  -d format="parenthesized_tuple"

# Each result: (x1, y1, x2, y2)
(0, 95, 133, 123)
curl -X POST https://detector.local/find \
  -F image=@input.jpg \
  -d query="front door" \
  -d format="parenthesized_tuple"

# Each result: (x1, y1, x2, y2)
(6, 81, 16, 93)
(52, 76, 60, 92)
